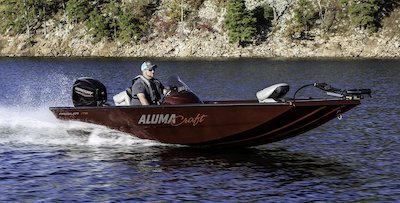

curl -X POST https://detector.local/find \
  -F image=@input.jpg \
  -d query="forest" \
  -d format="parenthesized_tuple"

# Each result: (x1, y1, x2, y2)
(0, 0, 399, 46)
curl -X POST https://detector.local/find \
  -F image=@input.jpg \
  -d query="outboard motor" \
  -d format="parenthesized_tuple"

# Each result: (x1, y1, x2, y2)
(162, 75, 203, 105)
(256, 83, 290, 103)
(72, 77, 107, 107)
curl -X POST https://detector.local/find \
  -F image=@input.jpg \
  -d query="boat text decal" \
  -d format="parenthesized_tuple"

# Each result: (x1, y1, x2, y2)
(74, 87, 93, 97)
(138, 114, 207, 126)
(58, 111, 88, 116)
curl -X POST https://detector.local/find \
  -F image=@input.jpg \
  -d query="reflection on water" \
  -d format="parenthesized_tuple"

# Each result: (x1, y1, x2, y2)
(0, 57, 399, 202)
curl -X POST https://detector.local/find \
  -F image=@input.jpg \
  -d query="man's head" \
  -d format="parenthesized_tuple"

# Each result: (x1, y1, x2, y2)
(141, 61, 157, 79)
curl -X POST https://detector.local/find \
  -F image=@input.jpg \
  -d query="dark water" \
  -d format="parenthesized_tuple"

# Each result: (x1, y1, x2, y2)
(0, 57, 399, 202)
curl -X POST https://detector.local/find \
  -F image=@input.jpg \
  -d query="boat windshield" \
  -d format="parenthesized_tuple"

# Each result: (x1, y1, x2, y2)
(165, 75, 191, 92)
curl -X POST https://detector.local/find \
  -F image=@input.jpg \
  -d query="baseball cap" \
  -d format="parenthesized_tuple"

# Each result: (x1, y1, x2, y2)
(141, 61, 158, 71)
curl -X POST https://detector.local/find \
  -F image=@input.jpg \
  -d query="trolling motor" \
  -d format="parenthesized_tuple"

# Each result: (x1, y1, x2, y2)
(313, 83, 371, 100)
(294, 83, 371, 100)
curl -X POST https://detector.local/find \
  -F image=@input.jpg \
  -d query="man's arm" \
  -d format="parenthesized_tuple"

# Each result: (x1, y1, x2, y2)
(137, 93, 150, 105)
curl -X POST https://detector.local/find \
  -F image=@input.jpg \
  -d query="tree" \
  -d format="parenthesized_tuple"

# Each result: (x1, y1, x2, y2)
(86, 7, 110, 42)
(104, 1, 121, 40)
(1, 0, 36, 36)
(66, 0, 91, 23)
(118, 11, 143, 43)
(294, 0, 318, 31)
(289, 0, 318, 39)
(253, 5, 274, 42)
(225, 0, 256, 46)
(348, 0, 380, 32)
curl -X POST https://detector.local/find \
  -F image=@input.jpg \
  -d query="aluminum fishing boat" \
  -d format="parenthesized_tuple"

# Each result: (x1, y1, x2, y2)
(50, 76, 371, 148)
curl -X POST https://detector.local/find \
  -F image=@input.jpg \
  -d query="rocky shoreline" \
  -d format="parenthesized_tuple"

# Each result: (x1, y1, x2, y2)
(1, 30, 399, 58)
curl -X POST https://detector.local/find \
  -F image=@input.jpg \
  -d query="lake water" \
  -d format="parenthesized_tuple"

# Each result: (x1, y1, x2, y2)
(0, 57, 399, 202)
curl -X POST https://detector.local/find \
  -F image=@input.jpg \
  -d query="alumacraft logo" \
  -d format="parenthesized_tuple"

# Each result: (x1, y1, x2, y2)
(138, 113, 207, 126)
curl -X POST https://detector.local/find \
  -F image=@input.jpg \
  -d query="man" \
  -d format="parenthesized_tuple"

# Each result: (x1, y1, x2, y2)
(131, 61, 165, 105)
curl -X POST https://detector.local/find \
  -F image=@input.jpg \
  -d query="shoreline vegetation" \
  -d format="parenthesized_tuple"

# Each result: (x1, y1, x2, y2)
(0, 0, 399, 58)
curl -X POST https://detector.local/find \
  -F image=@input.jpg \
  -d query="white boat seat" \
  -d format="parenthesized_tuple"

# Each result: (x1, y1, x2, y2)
(113, 90, 131, 106)
(256, 83, 289, 103)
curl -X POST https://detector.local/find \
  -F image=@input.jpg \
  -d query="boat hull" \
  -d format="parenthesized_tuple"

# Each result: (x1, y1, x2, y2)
(49, 99, 360, 148)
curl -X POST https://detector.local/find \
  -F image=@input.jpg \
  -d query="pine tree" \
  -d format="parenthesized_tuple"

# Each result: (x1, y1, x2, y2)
(66, 0, 91, 23)
(348, 0, 380, 32)
(294, 0, 317, 31)
(1, 0, 37, 36)
(225, 0, 256, 46)
(104, 1, 121, 40)
(86, 7, 110, 42)
(118, 9, 143, 43)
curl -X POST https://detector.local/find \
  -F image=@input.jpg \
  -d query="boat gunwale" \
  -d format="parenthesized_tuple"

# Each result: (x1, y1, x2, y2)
(49, 98, 360, 110)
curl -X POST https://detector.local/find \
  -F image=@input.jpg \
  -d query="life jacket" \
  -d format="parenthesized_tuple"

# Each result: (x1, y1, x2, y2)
(131, 75, 163, 105)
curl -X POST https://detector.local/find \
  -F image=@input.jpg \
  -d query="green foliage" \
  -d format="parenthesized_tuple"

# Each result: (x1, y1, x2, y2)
(1, 0, 24, 34)
(288, 0, 318, 39)
(0, 0, 58, 35)
(118, 10, 144, 43)
(86, 8, 110, 42)
(225, 0, 257, 46)
(103, 1, 120, 40)
(0, 0, 398, 44)
(253, 4, 274, 42)
(118, 0, 153, 42)
(348, 0, 380, 32)
(210, 0, 227, 7)
(294, 0, 318, 31)
(66, 0, 91, 23)
(263, 5, 274, 23)
(166, 0, 182, 23)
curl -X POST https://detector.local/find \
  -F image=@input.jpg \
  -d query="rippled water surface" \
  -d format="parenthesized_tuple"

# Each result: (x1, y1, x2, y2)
(0, 58, 399, 202)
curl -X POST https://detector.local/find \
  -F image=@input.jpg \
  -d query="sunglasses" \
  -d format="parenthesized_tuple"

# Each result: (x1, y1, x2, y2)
(147, 69, 155, 72)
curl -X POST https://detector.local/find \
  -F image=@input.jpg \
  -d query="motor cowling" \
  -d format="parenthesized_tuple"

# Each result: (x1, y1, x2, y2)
(72, 77, 107, 107)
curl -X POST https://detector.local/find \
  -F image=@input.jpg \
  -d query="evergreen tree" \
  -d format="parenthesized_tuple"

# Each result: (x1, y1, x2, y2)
(66, 0, 91, 23)
(225, 0, 256, 46)
(86, 7, 110, 42)
(1, 0, 38, 36)
(348, 0, 380, 32)
(294, 0, 317, 31)
(118, 9, 143, 43)
(253, 4, 274, 41)
(104, 1, 121, 40)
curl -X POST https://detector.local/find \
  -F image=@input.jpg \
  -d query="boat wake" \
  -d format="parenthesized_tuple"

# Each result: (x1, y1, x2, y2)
(0, 106, 164, 147)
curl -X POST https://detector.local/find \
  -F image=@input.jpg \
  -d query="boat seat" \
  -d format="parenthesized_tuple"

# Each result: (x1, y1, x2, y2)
(256, 83, 289, 103)
(113, 89, 131, 106)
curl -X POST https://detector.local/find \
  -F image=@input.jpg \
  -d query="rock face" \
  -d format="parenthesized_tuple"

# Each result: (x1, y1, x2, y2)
(0, 0, 399, 58)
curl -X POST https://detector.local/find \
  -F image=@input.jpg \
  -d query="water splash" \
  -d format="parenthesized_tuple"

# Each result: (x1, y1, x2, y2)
(0, 106, 163, 147)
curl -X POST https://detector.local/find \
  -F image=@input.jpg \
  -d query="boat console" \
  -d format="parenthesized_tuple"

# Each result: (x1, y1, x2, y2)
(162, 75, 203, 105)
